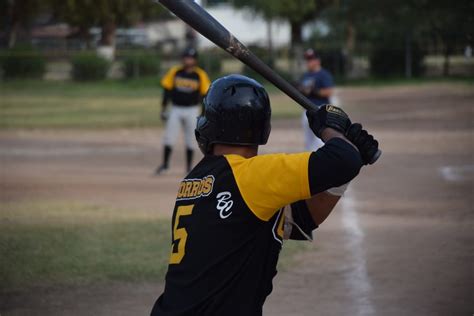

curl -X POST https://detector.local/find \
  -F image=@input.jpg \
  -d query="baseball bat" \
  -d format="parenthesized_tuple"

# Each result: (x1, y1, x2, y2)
(156, 0, 382, 164)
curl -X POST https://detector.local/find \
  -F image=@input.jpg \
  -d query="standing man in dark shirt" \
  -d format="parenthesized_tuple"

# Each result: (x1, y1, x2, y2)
(298, 49, 335, 151)
(155, 48, 211, 175)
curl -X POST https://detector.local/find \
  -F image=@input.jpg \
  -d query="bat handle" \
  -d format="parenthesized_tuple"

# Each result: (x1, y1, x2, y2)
(368, 149, 382, 165)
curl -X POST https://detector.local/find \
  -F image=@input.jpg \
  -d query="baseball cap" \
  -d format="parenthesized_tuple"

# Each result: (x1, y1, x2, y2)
(182, 48, 198, 59)
(304, 48, 320, 60)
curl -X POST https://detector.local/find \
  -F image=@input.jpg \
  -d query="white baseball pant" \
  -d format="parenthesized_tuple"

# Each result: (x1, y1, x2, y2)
(301, 93, 341, 152)
(163, 104, 201, 149)
(301, 112, 325, 151)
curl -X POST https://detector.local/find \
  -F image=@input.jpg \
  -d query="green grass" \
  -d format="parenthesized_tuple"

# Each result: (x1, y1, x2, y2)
(0, 79, 163, 129)
(0, 202, 171, 291)
(0, 201, 308, 292)
(3, 76, 469, 129)
(0, 78, 301, 128)
(279, 240, 310, 270)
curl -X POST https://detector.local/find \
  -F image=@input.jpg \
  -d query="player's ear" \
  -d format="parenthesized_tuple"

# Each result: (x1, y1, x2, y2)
(195, 116, 211, 155)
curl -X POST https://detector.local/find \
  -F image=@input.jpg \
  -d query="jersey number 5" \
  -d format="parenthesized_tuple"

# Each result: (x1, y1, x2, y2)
(169, 205, 194, 264)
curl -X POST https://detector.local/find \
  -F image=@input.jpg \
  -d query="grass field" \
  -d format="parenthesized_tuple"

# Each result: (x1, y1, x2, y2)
(0, 201, 307, 291)
(0, 78, 302, 129)
(0, 77, 312, 292)
(0, 203, 170, 291)
(2, 77, 471, 129)
(2, 81, 472, 315)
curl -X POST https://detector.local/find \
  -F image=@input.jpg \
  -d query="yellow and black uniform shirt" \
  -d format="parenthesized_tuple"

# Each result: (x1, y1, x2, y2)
(152, 152, 312, 316)
(151, 138, 363, 316)
(161, 66, 211, 106)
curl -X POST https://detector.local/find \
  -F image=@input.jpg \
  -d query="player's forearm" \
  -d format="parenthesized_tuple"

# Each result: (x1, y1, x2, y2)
(316, 87, 333, 98)
(305, 192, 340, 225)
(286, 193, 341, 240)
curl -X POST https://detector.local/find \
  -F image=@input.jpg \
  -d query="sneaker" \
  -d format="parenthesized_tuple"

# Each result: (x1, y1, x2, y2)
(154, 165, 169, 175)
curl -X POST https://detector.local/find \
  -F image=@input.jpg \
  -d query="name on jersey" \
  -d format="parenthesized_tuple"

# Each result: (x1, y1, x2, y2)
(177, 175, 215, 200)
(174, 77, 199, 92)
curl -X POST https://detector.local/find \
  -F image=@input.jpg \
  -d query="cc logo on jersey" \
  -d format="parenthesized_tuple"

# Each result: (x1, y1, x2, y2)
(216, 192, 233, 219)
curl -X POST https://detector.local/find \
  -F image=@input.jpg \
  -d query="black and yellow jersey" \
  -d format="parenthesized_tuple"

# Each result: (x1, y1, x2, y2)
(151, 138, 363, 316)
(161, 66, 211, 106)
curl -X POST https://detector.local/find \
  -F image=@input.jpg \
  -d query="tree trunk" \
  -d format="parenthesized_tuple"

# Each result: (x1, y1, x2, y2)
(443, 44, 451, 77)
(344, 15, 356, 76)
(100, 20, 116, 46)
(98, 20, 116, 60)
(405, 33, 412, 78)
(290, 21, 304, 80)
(290, 21, 303, 49)
(7, 21, 20, 48)
(443, 48, 450, 77)
(78, 26, 91, 50)
(345, 17, 355, 54)
(185, 26, 198, 49)
(266, 18, 274, 64)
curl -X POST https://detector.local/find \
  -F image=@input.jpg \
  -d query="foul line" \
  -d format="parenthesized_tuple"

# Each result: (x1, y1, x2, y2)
(340, 189, 376, 316)
(439, 165, 474, 182)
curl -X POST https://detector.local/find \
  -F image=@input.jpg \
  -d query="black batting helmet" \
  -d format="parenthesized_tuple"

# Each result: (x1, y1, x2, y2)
(195, 74, 271, 154)
(182, 47, 198, 59)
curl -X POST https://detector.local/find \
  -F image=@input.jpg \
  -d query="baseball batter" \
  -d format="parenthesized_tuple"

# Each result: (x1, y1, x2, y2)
(155, 48, 211, 175)
(150, 75, 379, 315)
(298, 49, 335, 151)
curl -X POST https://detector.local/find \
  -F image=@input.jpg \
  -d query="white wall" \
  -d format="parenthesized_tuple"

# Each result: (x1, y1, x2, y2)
(198, 4, 291, 48)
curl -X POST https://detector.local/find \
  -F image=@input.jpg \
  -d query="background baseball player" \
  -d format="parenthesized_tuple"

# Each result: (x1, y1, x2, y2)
(154, 48, 211, 175)
(298, 48, 335, 151)
(150, 75, 379, 315)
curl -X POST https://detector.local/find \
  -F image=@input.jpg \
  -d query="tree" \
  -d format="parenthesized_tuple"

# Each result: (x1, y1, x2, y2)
(51, 0, 168, 57)
(415, 0, 473, 76)
(232, 0, 332, 49)
(338, 0, 429, 77)
(338, 0, 473, 77)
(0, 0, 45, 48)
(232, 0, 333, 78)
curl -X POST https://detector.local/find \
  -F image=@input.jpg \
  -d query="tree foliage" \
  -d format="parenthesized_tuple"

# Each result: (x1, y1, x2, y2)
(0, 0, 47, 47)
(313, 0, 472, 76)
(414, 0, 473, 75)
(51, 0, 168, 46)
(232, 0, 333, 46)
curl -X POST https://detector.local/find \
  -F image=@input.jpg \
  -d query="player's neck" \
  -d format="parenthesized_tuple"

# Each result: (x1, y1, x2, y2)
(212, 144, 258, 158)
(183, 65, 196, 73)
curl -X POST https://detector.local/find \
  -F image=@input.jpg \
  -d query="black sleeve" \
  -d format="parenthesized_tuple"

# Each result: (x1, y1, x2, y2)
(288, 200, 318, 240)
(308, 137, 363, 195)
(162, 89, 171, 107)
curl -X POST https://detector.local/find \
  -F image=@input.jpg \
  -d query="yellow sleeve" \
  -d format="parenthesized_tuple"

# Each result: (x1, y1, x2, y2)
(195, 67, 211, 95)
(225, 153, 312, 221)
(160, 66, 180, 90)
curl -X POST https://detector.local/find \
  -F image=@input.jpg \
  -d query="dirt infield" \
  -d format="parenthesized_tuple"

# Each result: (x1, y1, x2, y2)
(1, 83, 473, 315)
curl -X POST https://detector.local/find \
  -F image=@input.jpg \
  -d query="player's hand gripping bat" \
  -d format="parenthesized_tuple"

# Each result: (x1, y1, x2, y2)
(155, 0, 381, 164)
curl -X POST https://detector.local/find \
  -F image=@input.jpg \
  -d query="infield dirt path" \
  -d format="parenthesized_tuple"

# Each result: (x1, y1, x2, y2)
(1, 83, 473, 315)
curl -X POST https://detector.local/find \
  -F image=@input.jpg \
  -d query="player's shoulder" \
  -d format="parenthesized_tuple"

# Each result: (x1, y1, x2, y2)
(167, 65, 184, 75)
(225, 152, 312, 171)
(320, 68, 333, 77)
(193, 66, 209, 77)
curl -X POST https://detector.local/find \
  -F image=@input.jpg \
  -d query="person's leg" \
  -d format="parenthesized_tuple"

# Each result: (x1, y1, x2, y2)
(185, 148, 194, 173)
(310, 135, 324, 151)
(156, 106, 180, 174)
(183, 105, 200, 172)
(302, 111, 324, 152)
